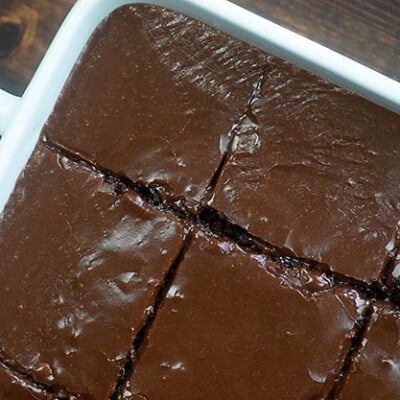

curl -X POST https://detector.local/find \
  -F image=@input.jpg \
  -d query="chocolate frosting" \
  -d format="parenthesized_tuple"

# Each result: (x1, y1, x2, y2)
(212, 56, 400, 283)
(339, 303, 400, 399)
(43, 4, 265, 203)
(0, 366, 38, 400)
(1, 3, 400, 398)
(124, 233, 367, 399)
(0, 146, 184, 398)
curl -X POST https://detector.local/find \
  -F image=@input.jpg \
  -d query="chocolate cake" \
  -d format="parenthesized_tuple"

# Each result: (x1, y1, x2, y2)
(338, 303, 400, 399)
(0, 146, 184, 398)
(122, 232, 367, 399)
(0, 365, 39, 400)
(211, 56, 400, 283)
(1, 3, 400, 399)
(43, 5, 266, 204)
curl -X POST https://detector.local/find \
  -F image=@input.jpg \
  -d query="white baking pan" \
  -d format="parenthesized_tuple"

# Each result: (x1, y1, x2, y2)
(0, 0, 399, 215)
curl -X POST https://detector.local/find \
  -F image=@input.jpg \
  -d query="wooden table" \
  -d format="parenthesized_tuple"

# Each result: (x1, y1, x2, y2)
(0, 0, 399, 96)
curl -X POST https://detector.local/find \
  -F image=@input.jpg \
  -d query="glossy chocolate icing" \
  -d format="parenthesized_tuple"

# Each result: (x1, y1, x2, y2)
(339, 304, 400, 399)
(1, 3, 400, 399)
(0, 146, 184, 398)
(212, 56, 400, 283)
(0, 365, 38, 400)
(43, 4, 266, 203)
(123, 233, 367, 399)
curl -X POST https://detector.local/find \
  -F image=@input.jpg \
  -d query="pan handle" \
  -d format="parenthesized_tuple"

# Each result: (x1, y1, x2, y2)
(0, 89, 20, 137)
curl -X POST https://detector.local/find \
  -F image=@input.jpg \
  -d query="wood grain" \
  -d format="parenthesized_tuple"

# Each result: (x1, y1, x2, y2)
(0, 0, 75, 95)
(232, 0, 400, 80)
(0, 0, 399, 96)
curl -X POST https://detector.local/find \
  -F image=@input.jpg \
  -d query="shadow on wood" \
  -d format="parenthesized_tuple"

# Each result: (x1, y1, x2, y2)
(0, 0, 75, 95)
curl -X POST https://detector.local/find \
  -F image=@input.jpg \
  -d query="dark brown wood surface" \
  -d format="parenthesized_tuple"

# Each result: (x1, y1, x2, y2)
(232, 0, 400, 81)
(0, 0, 75, 95)
(0, 0, 399, 96)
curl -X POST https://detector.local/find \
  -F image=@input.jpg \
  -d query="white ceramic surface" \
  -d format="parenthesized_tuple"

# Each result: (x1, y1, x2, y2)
(0, 0, 399, 214)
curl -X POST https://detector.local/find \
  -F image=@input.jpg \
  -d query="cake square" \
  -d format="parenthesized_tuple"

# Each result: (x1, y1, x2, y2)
(0, 146, 184, 398)
(212, 56, 400, 283)
(123, 232, 367, 399)
(43, 4, 266, 203)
